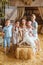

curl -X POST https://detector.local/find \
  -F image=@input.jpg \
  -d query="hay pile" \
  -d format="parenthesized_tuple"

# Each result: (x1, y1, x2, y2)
(15, 46, 33, 59)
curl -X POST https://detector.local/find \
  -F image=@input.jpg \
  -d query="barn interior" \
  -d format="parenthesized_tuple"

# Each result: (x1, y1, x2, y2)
(0, 0, 43, 65)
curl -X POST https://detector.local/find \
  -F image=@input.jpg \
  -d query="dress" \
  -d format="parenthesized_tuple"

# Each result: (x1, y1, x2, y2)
(27, 28, 37, 41)
(20, 27, 36, 54)
(13, 27, 19, 44)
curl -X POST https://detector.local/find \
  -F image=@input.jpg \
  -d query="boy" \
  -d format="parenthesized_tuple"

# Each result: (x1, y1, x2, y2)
(2, 19, 13, 54)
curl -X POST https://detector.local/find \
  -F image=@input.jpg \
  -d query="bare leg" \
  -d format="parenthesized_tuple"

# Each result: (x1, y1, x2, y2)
(37, 39, 42, 51)
(18, 40, 25, 46)
(4, 47, 8, 54)
(35, 39, 42, 52)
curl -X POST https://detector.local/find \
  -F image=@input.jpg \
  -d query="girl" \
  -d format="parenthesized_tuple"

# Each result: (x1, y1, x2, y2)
(13, 20, 22, 46)
(31, 14, 41, 51)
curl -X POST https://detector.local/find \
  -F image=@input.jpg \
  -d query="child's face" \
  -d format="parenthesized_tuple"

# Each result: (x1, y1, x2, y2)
(22, 19, 26, 25)
(15, 22, 19, 27)
(5, 20, 10, 26)
(27, 21, 32, 28)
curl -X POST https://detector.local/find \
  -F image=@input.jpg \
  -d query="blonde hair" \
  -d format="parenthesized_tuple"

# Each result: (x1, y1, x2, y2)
(31, 14, 36, 19)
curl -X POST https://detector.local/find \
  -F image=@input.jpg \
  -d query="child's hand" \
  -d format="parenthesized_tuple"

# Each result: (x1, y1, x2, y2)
(29, 33, 33, 37)
(2, 32, 5, 38)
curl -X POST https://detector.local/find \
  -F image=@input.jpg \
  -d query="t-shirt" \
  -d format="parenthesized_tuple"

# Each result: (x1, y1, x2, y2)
(3, 24, 13, 38)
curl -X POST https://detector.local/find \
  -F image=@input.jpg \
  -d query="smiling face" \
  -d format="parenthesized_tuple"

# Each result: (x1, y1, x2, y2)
(5, 20, 10, 26)
(31, 14, 36, 22)
(22, 19, 26, 25)
(27, 21, 32, 28)
(15, 21, 20, 27)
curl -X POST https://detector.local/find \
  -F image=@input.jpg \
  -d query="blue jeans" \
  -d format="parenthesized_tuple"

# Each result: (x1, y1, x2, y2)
(3, 37, 11, 48)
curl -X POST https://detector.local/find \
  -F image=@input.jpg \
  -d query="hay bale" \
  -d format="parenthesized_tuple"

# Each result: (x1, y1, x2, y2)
(15, 48, 20, 59)
(27, 48, 33, 59)
(19, 48, 28, 59)
(15, 46, 33, 59)
(19, 49, 25, 59)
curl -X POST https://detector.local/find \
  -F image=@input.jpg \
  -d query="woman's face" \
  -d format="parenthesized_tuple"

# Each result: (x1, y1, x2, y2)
(22, 19, 26, 25)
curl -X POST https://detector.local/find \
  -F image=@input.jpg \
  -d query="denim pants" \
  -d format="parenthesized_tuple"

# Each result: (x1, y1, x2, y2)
(3, 37, 11, 48)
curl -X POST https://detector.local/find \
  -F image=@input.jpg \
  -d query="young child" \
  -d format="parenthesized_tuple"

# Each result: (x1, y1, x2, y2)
(2, 19, 13, 54)
(27, 21, 33, 37)
(31, 14, 41, 51)
(27, 21, 37, 40)
(13, 20, 20, 45)
(18, 18, 36, 55)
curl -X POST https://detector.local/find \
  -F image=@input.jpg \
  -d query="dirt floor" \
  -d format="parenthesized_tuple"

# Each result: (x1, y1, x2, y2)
(0, 34, 43, 65)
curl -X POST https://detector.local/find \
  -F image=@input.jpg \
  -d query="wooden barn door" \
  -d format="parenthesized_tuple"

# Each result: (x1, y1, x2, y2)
(38, 7, 43, 34)
(17, 7, 25, 20)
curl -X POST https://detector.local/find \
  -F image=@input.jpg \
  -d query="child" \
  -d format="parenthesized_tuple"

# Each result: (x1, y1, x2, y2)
(27, 21, 33, 37)
(2, 19, 13, 54)
(13, 20, 21, 45)
(18, 19, 36, 55)
(27, 21, 37, 40)
(31, 14, 41, 51)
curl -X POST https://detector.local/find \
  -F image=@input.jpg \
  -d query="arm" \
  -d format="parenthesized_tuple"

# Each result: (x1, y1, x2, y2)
(12, 27, 15, 42)
(28, 30, 33, 37)
(2, 29, 5, 38)
(19, 28, 23, 39)
(32, 22, 38, 30)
